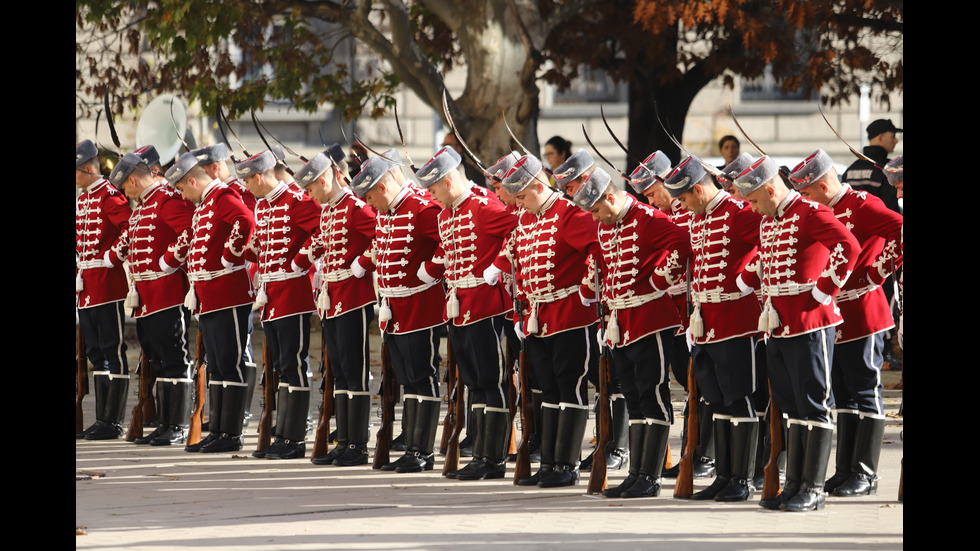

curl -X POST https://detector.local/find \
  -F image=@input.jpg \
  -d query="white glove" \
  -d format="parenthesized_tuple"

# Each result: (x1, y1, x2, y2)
(484, 264, 502, 286)
(736, 274, 754, 297)
(350, 259, 366, 279)
(221, 256, 235, 270)
(159, 256, 178, 275)
(811, 286, 832, 306)
(514, 322, 525, 342)
(103, 250, 114, 269)
(685, 327, 694, 351)
(290, 259, 304, 274)
(579, 289, 597, 308)
(416, 264, 436, 284)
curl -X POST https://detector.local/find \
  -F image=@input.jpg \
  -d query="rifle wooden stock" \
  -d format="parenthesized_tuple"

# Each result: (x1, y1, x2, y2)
(587, 351, 612, 494)
(506, 344, 519, 456)
(664, 443, 672, 470)
(255, 338, 276, 454)
(674, 358, 698, 498)
(312, 331, 333, 459)
(126, 353, 151, 441)
(187, 332, 207, 445)
(439, 353, 456, 456)
(512, 346, 533, 484)
(76, 326, 89, 434)
(373, 339, 395, 469)
(442, 339, 465, 475)
(761, 385, 783, 500)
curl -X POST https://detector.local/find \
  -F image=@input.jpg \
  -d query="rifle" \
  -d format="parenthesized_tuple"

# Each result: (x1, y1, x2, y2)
(442, 337, 465, 475)
(506, 343, 519, 458)
(125, 353, 151, 441)
(76, 325, 89, 435)
(254, 338, 276, 456)
(761, 383, 783, 500)
(587, 262, 611, 494)
(439, 348, 456, 456)
(373, 337, 396, 469)
(187, 331, 207, 446)
(312, 330, 334, 460)
(675, 260, 698, 498)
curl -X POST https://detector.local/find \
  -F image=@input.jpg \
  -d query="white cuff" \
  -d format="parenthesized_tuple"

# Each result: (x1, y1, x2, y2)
(811, 286, 833, 305)
(736, 274, 754, 297)
(350, 259, 366, 279)
(483, 264, 502, 286)
(416, 264, 436, 284)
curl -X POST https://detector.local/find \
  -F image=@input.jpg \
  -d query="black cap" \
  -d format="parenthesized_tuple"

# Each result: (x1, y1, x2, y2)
(867, 119, 902, 140)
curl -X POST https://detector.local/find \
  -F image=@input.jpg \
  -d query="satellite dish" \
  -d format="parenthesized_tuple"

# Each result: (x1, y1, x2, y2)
(136, 94, 194, 166)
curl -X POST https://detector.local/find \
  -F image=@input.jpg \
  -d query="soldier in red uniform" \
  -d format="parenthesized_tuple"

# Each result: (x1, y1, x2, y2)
(237, 150, 321, 460)
(736, 156, 860, 512)
(500, 154, 601, 488)
(570, 167, 690, 498)
(107, 152, 195, 445)
(350, 156, 447, 473)
(76, 140, 133, 440)
(789, 150, 903, 498)
(166, 152, 255, 454)
(552, 149, 594, 196)
(414, 146, 519, 480)
(663, 157, 765, 502)
(192, 143, 259, 427)
(297, 146, 378, 467)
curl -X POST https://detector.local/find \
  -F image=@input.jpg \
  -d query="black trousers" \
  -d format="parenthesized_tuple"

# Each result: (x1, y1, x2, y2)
(526, 325, 597, 407)
(322, 305, 374, 393)
(611, 328, 673, 422)
(767, 327, 835, 424)
(78, 300, 128, 375)
(199, 304, 251, 384)
(263, 313, 313, 388)
(387, 326, 442, 398)
(692, 336, 759, 419)
(449, 316, 508, 409)
(136, 305, 194, 380)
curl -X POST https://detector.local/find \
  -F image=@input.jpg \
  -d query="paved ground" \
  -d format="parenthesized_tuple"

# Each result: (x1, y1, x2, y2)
(76, 321, 904, 550)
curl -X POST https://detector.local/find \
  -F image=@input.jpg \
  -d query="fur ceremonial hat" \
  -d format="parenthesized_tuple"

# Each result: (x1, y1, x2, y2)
(552, 149, 594, 190)
(884, 154, 903, 187)
(270, 145, 287, 166)
(788, 149, 835, 190)
(628, 150, 671, 194)
(380, 148, 402, 167)
(663, 156, 706, 198)
(235, 150, 276, 178)
(570, 167, 613, 211)
(133, 145, 161, 168)
(76, 140, 98, 167)
(189, 144, 229, 164)
(107, 153, 145, 188)
(718, 152, 754, 187)
(486, 152, 521, 183)
(295, 151, 331, 187)
(415, 146, 462, 188)
(349, 156, 390, 198)
(733, 156, 779, 196)
(500, 154, 544, 194)
(165, 151, 203, 185)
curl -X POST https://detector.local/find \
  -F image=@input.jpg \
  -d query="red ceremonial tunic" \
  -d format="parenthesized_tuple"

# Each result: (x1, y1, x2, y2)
(76, 178, 131, 309)
(598, 196, 689, 348)
(687, 191, 763, 344)
(512, 192, 599, 337)
(307, 188, 378, 319)
(355, 187, 446, 334)
(827, 184, 904, 343)
(247, 182, 321, 322)
(109, 182, 193, 317)
(186, 180, 255, 315)
(665, 199, 694, 333)
(742, 191, 860, 338)
(427, 188, 518, 326)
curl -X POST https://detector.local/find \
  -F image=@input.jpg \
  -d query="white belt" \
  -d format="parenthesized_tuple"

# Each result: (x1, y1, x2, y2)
(130, 270, 170, 282)
(528, 284, 578, 305)
(188, 264, 246, 282)
(322, 268, 354, 283)
(607, 290, 665, 310)
(836, 284, 879, 303)
(447, 274, 484, 290)
(378, 281, 438, 299)
(78, 259, 109, 269)
(763, 282, 816, 297)
(257, 270, 308, 284)
(692, 290, 743, 304)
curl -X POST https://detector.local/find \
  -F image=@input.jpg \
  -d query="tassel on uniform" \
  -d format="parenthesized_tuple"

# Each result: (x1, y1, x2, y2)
(606, 309, 620, 344)
(759, 298, 780, 332)
(379, 298, 392, 323)
(183, 284, 198, 312)
(446, 288, 460, 319)
(76, 272, 85, 292)
(317, 286, 330, 312)
(255, 284, 268, 308)
(125, 285, 140, 310)
(690, 303, 704, 338)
